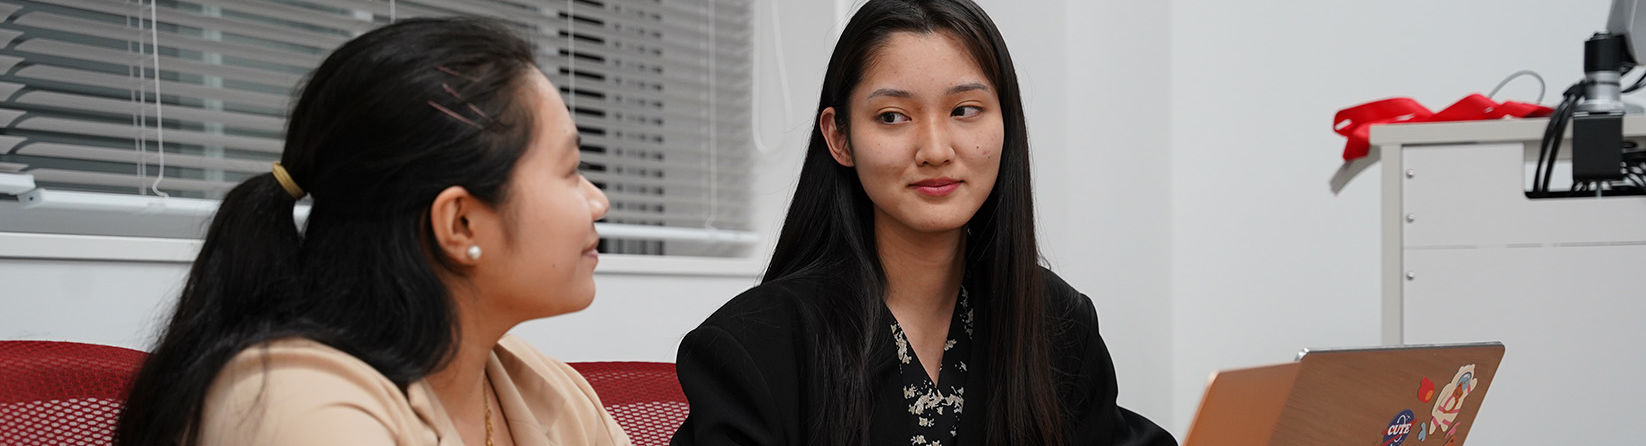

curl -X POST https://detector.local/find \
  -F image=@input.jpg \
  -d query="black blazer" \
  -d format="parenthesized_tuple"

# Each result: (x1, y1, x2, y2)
(670, 269, 1177, 445)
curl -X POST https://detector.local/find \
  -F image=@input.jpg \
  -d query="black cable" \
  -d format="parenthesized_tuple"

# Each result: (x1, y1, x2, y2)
(1625, 67, 1646, 93)
(1535, 103, 1560, 193)
(1548, 84, 1586, 192)
(1536, 82, 1585, 194)
(1536, 86, 1569, 192)
(1549, 88, 1581, 192)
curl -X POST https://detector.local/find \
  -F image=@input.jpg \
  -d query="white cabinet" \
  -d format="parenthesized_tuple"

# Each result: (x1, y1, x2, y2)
(1373, 119, 1646, 445)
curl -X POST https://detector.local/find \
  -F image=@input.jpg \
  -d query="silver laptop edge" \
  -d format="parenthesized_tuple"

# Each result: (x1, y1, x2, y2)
(1294, 341, 1505, 361)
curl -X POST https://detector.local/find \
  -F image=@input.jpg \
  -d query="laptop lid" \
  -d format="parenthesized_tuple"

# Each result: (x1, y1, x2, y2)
(1273, 342, 1504, 446)
(1184, 342, 1504, 446)
(1182, 362, 1301, 446)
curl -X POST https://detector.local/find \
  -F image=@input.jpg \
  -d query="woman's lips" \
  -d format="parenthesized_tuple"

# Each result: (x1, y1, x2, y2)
(910, 178, 961, 197)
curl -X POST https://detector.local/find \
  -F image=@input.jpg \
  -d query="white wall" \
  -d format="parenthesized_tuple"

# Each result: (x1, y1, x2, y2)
(1167, 0, 1608, 435)
(0, 258, 188, 349)
(1056, 0, 1176, 426)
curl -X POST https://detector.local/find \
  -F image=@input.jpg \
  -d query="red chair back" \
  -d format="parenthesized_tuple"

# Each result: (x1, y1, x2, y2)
(0, 342, 690, 445)
(0, 340, 147, 446)
(568, 361, 688, 446)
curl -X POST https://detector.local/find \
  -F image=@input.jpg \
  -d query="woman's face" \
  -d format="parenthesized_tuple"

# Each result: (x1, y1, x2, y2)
(472, 69, 610, 319)
(822, 31, 1003, 235)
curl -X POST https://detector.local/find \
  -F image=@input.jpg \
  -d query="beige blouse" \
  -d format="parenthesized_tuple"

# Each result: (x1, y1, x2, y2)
(198, 335, 631, 446)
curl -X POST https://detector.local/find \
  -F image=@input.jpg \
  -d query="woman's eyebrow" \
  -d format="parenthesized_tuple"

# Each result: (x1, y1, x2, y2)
(947, 82, 989, 95)
(866, 83, 988, 100)
(867, 88, 913, 100)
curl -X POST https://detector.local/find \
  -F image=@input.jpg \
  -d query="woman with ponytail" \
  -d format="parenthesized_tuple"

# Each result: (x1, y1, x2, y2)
(670, 1, 1174, 445)
(114, 18, 626, 446)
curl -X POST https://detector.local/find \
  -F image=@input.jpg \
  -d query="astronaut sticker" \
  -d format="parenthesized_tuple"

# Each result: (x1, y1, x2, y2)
(1427, 364, 1479, 436)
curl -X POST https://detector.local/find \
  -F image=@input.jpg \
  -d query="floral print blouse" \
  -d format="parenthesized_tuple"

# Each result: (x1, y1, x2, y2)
(888, 287, 973, 446)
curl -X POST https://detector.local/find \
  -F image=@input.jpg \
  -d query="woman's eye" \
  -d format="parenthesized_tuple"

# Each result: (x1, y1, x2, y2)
(952, 106, 982, 118)
(877, 111, 909, 124)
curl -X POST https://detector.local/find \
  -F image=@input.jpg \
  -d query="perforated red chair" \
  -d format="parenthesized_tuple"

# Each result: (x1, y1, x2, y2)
(0, 340, 147, 446)
(0, 342, 689, 445)
(568, 361, 689, 446)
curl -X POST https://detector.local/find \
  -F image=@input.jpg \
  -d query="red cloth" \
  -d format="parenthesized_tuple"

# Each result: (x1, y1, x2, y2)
(1333, 94, 1553, 161)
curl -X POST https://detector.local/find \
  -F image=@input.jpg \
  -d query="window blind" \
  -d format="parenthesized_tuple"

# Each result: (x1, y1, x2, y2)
(0, 0, 756, 257)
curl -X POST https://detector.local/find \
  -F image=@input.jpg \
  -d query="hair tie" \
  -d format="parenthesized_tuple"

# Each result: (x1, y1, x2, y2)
(271, 162, 306, 199)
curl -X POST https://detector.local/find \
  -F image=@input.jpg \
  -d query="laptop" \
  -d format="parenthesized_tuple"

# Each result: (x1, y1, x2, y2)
(1182, 342, 1504, 446)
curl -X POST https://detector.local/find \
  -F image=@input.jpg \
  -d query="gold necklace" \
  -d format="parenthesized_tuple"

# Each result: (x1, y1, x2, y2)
(483, 376, 495, 446)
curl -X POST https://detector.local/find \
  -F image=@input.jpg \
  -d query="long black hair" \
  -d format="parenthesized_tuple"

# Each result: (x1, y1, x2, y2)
(764, 0, 1064, 444)
(114, 18, 539, 445)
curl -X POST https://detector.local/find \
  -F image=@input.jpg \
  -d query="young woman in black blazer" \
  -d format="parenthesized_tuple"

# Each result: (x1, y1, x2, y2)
(671, 1, 1175, 445)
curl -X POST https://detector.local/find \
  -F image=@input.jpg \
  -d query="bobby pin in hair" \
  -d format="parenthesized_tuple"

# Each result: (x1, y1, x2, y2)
(442, 83, 489, 118)
(434, 64, 480, 82)
(427, 100, 484, 130)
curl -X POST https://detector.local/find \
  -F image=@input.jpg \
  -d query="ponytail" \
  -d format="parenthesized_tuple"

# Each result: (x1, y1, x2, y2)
(117, 173, 303, 445)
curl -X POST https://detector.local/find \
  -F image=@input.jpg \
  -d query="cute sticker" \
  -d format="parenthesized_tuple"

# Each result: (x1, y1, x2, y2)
(1381, 409, 1416, 446)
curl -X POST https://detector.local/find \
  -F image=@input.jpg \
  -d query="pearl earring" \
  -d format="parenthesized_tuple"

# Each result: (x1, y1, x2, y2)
(466, 245, 482, 261)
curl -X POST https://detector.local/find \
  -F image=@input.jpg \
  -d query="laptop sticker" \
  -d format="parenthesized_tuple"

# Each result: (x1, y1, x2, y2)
(1381, 409, 1416, 446)
(1418, 376, 1436, 403)
(1428, 364, 1478, 436)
